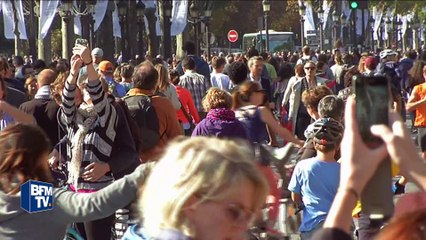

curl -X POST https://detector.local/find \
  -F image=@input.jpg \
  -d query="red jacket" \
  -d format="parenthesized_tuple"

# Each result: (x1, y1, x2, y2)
(175, 86, 200, 124)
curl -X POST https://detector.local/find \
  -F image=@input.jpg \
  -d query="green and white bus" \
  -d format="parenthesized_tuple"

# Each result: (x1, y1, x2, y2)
(242, 30, 296, 53)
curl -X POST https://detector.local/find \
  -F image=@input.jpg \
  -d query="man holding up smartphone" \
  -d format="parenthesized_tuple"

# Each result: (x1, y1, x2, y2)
(406, 65, 426, 160)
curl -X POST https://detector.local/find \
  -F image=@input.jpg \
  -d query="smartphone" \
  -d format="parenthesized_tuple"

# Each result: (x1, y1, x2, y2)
(354, 75, 394, 221)
(75, 38, 89, 47)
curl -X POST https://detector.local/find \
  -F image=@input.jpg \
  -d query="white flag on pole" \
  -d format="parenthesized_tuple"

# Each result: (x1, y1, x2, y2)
(93, 0, 108, 32)
(304, 3, 315, 37)
(1, 0, 27, 40)
(322, 1, 332, 31)
(40, 0, 59, 39)
(112, 4, 121, 38)
(170, 0, 188, 36)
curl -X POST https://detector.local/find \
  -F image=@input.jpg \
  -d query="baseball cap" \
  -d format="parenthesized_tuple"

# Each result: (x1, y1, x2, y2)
(98, 60, 114, 73)
(91, 48, 104, 57)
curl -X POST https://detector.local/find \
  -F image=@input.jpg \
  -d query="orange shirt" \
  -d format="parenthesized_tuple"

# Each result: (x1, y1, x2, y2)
(413, 83, 426, 127)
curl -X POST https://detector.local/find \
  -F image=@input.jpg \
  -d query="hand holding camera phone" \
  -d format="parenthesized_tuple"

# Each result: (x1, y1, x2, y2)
(354, 75, 394, 221)
(75, 38, 88, 47)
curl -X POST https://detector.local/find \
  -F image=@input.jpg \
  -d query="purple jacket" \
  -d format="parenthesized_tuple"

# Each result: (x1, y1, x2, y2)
(192, 108, 248, 140)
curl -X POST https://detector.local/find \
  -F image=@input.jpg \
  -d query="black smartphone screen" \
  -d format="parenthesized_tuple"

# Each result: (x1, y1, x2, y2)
(355, 75, 394, 220)
(355, 75, 389, 143)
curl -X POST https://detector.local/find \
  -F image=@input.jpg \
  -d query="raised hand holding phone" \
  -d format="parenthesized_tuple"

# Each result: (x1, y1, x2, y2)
(354, 75, 394, 221)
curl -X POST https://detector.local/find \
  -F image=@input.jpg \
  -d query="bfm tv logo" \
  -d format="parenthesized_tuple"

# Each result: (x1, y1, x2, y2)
(20, 180, 53, 213)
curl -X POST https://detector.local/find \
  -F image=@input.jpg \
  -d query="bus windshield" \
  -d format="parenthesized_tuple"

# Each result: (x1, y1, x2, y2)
(242, 30, 295, 53)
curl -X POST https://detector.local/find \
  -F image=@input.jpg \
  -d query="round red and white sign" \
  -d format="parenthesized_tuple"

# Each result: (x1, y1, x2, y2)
(227, 30, 238, 43)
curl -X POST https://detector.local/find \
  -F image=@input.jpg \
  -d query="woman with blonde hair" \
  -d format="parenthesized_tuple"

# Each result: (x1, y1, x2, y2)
(154, 63, 181, 110)
(192, 87, 248, 139)
(123, 137, 269, 239)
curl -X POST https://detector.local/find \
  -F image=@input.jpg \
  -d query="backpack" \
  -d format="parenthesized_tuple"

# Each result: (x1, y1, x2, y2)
(123, 94, 160, 153)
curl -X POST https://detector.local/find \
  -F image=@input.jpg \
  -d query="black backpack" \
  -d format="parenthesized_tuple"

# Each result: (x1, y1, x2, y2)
(123, 94, 160, 153)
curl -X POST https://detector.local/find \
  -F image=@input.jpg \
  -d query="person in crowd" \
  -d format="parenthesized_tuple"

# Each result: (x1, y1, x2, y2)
(179, 57, 211, 119)
(330, 53, 345, 91)
(261, 52, 278, 83)
(399, 50, 417, 92)
(119, 63, 134, 93)
(24, 75, 37, 100)
(298, 94, 345, 161)
(32, 59, 46, 77)
(313, 97, 426, 240)
(228, 60, 249, 92)
(169, 70, 200, 136)
(19, 69, 61, 146)
(274, 62, 294, 110)
(289, 117, 344, 239)
(0, 58, 27, 107)
(233, 81, 303, 147)
(122, 137, 268, 240)
(13, 56, 25, 82)
(154, 63, 181, 110)
(57, 45, 132, 239)
(192, 87, 247, 139)
(0, 78, 34, 130)
(406, 64, 426, 160)
(248, 56, 273, 107)
(297, 46, 318, 65)
(126, 61, 182, 162)
(98, 60, 126, 98)
(222, 54, 235, 76)
(282, 61, 330, 140)
(176, 41, 211, 81)
(407, 51, 426, 93)
(0, 123, 151, 240)
(210, 56, 233, 92)
(363, 56, 378, 76)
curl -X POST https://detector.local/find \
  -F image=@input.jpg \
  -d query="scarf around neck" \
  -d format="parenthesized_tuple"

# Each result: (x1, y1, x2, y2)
(206, 108, 236, 122)
(68, 104, 98, 189)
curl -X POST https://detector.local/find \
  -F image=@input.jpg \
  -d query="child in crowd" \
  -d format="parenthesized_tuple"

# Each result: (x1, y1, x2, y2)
(288, 117, 344, 239)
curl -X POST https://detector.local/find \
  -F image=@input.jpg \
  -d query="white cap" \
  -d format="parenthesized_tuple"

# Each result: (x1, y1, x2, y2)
(379, 49, 397, 59)
(91, 48, 104, 57)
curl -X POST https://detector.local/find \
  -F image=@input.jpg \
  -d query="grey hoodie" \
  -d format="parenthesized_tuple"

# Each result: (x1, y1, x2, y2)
(0, 164, 149, 240)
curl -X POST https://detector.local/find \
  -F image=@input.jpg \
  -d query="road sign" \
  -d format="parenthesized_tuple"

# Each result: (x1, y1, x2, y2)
(227, 30, 238, 43)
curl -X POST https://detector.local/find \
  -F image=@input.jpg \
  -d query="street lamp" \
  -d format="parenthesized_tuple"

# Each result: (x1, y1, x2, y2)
(318, 7, 324, 52)
(136, 0, 146, 57)
(332, 9, 339, 47)
(262, 0, 270, 52)
(385, 18, 392, 48)
(58, 0, 73, 59)
(340, 13, 347, 46)
(189, 1, 200, 56)
(299, 2, 306, 47)
(162, 0, 172, 59)
(369, 16, 375, 50)
(116, 0, 128, 62)
(203, 8, 212, 61)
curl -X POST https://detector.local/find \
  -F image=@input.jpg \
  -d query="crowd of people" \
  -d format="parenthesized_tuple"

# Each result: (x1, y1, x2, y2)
(0, 39, 426, 240)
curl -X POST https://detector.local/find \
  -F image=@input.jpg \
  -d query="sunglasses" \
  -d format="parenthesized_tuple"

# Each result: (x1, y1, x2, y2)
(305, 67, 316, 70)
